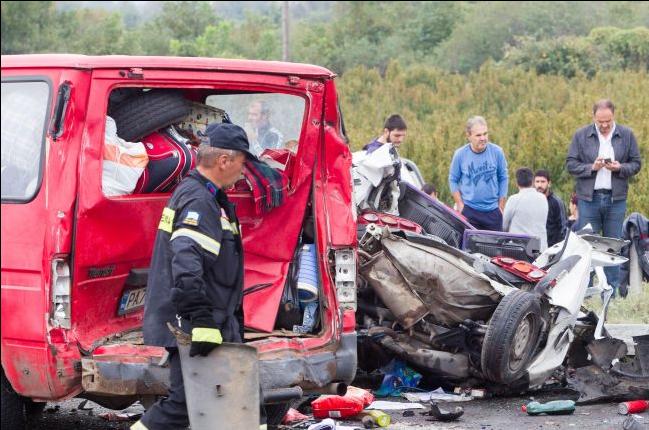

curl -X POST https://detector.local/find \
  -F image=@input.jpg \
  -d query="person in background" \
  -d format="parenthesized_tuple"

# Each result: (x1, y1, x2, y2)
(534, 169, 567, 247)
(363, 114, 407, 154)
(449, 116, 508, 231)
(567, 192, 579, 231)
(503, 167, 549, 251)
(245, 100, 283, 155)
(422, 183, 437, 200)
(566, 98, 642, 290)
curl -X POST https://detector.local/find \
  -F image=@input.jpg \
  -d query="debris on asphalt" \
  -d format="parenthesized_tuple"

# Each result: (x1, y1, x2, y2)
(77, 399, 93, 411)
(522, 400, 576, 416)
(282, 408, 310, 424)
(454, 386, 488, 399)
(428, 402, 464, 421)
(373, 359, 422, 397)
(618, 400, 649, 415)
(312, 386, 374, 419)
(358, 409, 390, 428)
(98, 412, 142, 422)
(367, 400, 424, 410)
(622, 415, 646, 430)
(307, 418, 336, 430)
(403, 387, 473, 403)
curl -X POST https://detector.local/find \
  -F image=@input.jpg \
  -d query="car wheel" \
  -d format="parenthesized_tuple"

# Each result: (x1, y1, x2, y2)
(481, 290, 542, 384)
(265, 402, 291, 428)
(1, 369, 26, 430)
(110, 89, 191, 142)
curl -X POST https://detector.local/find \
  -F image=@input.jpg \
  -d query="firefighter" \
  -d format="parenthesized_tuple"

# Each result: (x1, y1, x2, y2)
(131, 123, 259, 430)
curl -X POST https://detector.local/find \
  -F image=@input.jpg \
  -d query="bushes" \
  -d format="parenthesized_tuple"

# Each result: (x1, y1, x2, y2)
(502, 27, 649, 78)
(338, 64, 649, 215)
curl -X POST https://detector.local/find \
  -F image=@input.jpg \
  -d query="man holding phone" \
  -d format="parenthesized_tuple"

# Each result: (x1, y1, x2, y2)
(566, 99, 642, 291)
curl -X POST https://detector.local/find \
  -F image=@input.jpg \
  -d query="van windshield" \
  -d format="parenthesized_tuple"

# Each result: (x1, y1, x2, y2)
(1, 81, 50, 202)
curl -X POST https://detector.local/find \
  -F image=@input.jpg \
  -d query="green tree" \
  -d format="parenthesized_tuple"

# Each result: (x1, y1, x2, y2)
(501, 27, 649, 77)
(435, 1, 610, 73)
(137, 1, 220, 56)
(406, 1, 464, 56)
(64, 9, 132, 55)
(1, 1, 61, 54)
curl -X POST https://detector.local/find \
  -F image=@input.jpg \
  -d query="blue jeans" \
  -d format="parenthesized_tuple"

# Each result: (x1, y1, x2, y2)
(462, 205, 503, 232)
(577, 191, 626, 288)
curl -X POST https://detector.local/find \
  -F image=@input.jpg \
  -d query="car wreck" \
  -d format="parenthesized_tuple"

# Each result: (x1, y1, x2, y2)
(352, 144, 648, 400)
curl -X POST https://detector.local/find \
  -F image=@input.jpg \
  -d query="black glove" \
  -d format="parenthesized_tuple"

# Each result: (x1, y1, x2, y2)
(189, 317, 222, 357)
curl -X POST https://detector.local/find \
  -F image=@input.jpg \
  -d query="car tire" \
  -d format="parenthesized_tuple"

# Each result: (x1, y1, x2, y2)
(1, 369, 26, 430)
(481, 290, 542, 384)
(110, 89, 191, 142)
(265, 402, 291, 428)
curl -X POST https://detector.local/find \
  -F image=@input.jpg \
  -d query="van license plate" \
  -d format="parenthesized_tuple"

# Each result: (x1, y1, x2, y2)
(118, 287, 146, 315)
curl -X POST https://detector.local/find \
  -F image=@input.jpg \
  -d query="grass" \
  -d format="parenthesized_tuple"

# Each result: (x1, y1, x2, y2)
(584, 282, 649, 324)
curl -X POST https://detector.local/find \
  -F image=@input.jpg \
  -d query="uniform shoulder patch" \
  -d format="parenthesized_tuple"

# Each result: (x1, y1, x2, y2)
(182, 211, 201, 226)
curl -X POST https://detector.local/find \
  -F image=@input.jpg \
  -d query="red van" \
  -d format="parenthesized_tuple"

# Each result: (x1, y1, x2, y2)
(1, 54, 357, 428)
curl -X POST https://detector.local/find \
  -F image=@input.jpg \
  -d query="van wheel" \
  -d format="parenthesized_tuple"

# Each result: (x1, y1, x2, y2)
(24, 398, 46, 416)
(1, 370, 26, 430)
(110, 89, 191, 142)
(481, 290, 542, 384)
(265, 402, 291, 428)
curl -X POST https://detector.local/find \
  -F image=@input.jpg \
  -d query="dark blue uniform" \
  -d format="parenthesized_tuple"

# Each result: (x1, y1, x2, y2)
(140, 169, 244, 430)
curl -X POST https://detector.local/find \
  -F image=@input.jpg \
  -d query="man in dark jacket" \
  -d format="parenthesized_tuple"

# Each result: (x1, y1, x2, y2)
(132, 123, 254, 430)
(534, 169, 567, 247)
(566, 99, 642, 289)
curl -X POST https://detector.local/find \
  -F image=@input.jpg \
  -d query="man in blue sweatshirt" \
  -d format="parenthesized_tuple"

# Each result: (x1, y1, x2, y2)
(449, 116, 509, 231)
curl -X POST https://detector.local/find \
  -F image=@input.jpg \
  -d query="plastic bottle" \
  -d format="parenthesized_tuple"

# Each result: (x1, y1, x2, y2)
(297, 244, 319, 303)
(359, 410, 391, 428)
(522, 400, 576, 415)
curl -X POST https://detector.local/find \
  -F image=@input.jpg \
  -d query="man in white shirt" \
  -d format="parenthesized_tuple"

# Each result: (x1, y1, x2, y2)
(503, 167, 549, 251)
(566, 99, 642, 290)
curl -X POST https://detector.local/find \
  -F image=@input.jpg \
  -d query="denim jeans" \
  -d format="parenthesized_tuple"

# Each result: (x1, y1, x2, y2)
(577, 191, 626, 288)
(462, 205, 503, 232)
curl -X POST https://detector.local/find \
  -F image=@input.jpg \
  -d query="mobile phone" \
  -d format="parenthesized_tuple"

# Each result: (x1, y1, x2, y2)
(604, 158, 612, 164)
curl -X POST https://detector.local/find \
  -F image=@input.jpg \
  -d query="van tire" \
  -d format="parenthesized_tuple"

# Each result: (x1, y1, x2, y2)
(481, 290, 542, 384)
(24, 398, 46, 417)
(1, 369, 26, 430)
(110, 89, 191, 142)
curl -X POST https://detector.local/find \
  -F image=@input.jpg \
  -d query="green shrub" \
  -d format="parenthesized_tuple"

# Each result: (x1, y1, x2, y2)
(338, 64, 649, 215)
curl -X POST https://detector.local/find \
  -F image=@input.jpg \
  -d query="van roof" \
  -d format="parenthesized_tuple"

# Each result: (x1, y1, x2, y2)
(1, 54, 336, 79)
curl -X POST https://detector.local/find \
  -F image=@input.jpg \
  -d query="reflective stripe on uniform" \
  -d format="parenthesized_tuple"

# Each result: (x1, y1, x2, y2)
(130, 420, 149, 430)
(221, 217, 239, 235)
(158, 207, 175, 233)
(192, 327, 223, 344)
(170, 228, 221, 256)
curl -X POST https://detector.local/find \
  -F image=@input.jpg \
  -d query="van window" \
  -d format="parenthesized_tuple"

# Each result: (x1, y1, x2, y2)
(206, 93, 305, 156)
(1, 81, 50, 202)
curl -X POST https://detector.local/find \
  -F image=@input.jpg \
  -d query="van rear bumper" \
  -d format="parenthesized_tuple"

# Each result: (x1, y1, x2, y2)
(81, 333, 356, 399)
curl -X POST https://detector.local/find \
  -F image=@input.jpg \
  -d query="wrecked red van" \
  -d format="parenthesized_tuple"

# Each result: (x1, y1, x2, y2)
(1, 54, 357, 428)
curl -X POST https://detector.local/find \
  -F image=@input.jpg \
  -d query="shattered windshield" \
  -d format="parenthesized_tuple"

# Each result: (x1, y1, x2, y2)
(1, 80, 50, 202)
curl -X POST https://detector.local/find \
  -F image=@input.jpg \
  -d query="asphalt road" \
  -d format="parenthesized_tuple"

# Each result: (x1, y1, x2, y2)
(26, 324, 648, 430)
(27, 393, 649, 430)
